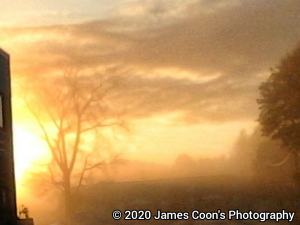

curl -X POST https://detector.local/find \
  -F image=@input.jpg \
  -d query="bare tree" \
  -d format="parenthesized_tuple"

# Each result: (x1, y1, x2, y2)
(18, 68, 126, 224)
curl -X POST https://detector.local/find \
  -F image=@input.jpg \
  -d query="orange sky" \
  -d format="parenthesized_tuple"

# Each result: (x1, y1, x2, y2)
(1, 0, 300, 196)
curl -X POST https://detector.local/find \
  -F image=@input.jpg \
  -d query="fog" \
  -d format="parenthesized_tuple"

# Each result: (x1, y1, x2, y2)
(1, 0, 300, 224)
(17, 127, 298, 224)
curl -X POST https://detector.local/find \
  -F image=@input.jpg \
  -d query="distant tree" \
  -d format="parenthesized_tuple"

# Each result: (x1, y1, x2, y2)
(175, 154, 195, 168)
(257, 44, 300, 177)
(230, 130, 255, 176)
(174, 154, 196, 177)
(18, 68, 127, 224)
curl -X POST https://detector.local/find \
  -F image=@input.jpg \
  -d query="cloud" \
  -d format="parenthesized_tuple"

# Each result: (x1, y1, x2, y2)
(113, 0, 300, 76)
(2, 0, 300, 123)
(105, 74, 259, 123)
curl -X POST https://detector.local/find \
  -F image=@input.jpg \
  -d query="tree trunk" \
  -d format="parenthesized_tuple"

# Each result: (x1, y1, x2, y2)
(63, 172, 72, 225)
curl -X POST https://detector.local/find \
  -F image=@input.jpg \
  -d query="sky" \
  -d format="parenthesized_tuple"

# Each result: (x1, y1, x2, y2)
(1, 0, 300, 185)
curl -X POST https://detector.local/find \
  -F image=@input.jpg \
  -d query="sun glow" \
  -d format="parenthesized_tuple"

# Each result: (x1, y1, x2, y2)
(13, 126, 50, 183)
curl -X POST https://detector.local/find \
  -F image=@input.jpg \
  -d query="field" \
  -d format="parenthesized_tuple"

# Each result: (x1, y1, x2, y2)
(67, 175, 299, 225)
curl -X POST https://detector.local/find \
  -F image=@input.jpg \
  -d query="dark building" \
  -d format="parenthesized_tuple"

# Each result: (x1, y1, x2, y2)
(0, 48, 34, 225)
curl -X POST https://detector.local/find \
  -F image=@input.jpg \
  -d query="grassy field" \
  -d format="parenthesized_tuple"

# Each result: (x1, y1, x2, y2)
(68, 175, 299, 224)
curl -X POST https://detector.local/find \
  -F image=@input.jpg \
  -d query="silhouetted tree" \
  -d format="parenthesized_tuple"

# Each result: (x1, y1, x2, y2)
(252, 134, 294, 186)
(18, 68, 126, 224)
(257, 44, 300, 181)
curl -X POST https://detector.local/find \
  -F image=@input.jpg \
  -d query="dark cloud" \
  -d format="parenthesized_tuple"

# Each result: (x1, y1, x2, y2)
(11, 0, 300, 74)
(107, 75, 259, 123)
(35, 0, 299, 76)
(116, 0, 300, 76)
(5, 0, 300, 123)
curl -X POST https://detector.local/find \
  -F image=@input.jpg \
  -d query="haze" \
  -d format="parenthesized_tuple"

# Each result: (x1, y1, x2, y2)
(1, 0, 300, 224)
